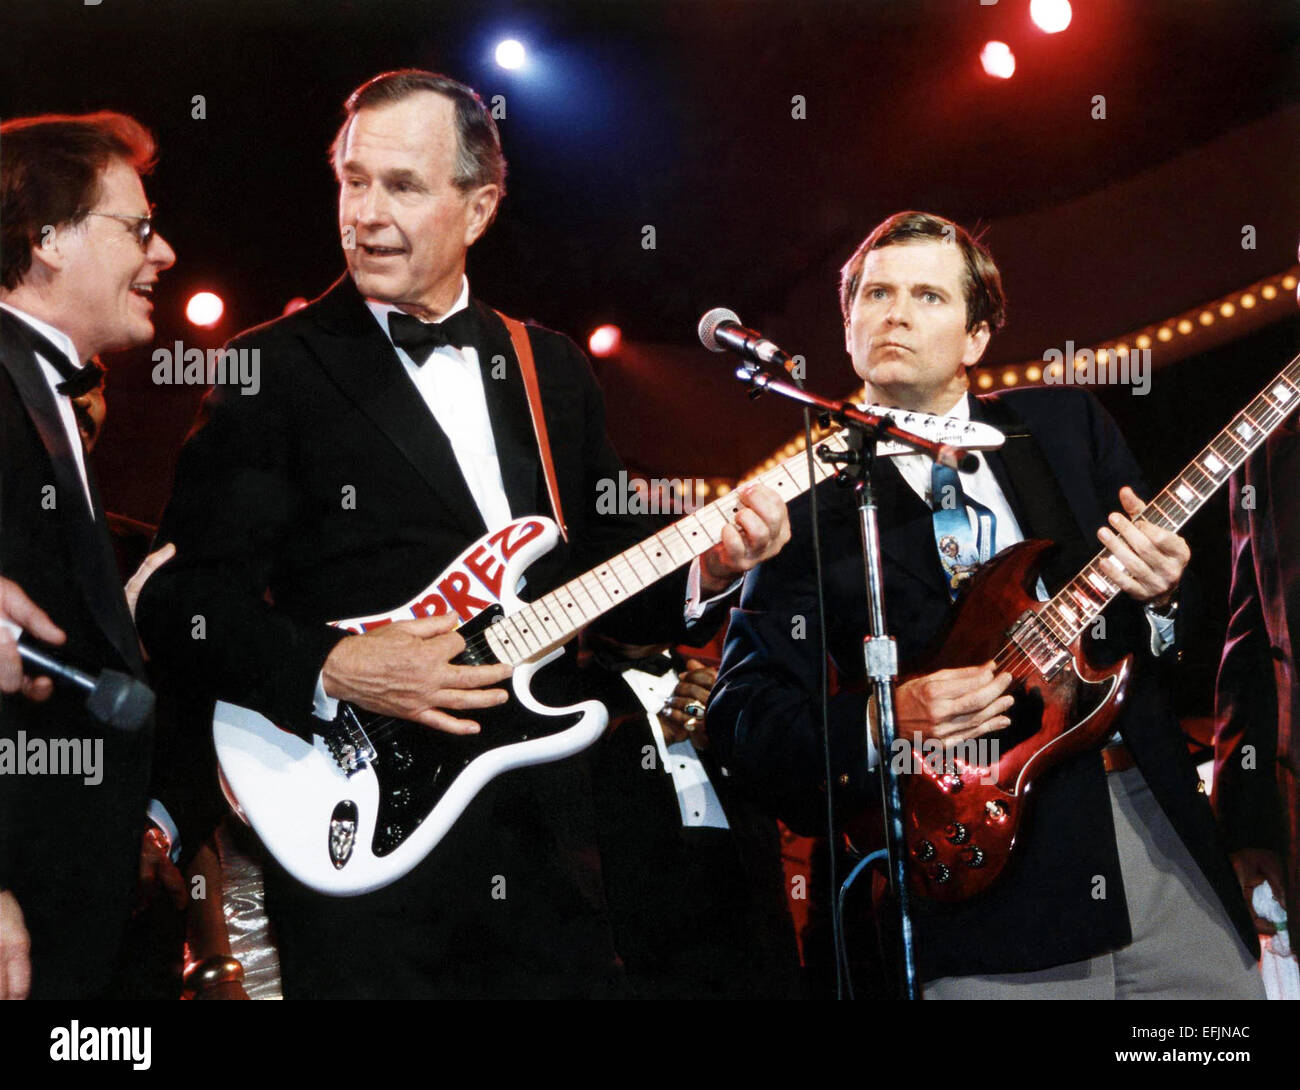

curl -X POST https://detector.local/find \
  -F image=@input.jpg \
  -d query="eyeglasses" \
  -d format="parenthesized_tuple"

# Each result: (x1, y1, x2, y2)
(82, 204, 157, 251)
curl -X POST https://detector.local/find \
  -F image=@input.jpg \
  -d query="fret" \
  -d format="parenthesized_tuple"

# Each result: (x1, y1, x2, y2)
(635, 539, 675, 579)
(579, 571, 617, 613)
(493, 613, 539, 659)
(604, 552, 640, 597)
(1171, 479, 1203, 508)
(656, 527, 698, 566)
(1157, 489, 1190, 521)
(528, 594, 569, 645)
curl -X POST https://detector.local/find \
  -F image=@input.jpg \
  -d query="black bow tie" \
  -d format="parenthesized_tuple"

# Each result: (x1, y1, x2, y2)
(10, 317, 105, 397)
(387, 308, 477, 364)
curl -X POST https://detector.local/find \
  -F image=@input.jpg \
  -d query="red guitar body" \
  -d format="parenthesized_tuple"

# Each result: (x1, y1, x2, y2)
(851, 539, 1132, 903)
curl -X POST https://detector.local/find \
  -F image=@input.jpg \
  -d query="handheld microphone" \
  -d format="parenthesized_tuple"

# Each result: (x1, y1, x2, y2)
(698, 308, 794, 370)
(1, 620, 154, 732)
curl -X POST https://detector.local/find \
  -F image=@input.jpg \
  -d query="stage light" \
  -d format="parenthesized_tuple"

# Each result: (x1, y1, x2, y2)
(1240, 293, 1256, 309)
(1261, 284, 1278, 300)
(1157, 327, 1173, 342)
(495, 39, 526, 70)
(186, 291, 224, 327)
(1002, 370, 1019, 386)
(587, 324, 621, 357)
(1220, 302, 1235, 318)
(1026, 365, 1042, 382)
(283, 297, 308, 316)
(1030, 0, 1072, 34)
(977, 372, 994, 389)
(1135, 334, 1151, 350)
(980, 41, 1016, 79)
(1177, 318, 1194, 334)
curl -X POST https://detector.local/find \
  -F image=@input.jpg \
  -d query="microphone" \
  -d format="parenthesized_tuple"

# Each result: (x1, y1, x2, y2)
(1, 621, 154, 732)
(698, 308, 794, 370)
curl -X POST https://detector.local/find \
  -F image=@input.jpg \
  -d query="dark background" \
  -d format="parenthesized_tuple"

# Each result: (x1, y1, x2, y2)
(5, 0, 1300, 718)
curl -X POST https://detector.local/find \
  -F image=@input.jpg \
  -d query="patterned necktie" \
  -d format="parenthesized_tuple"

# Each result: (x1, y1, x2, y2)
(387, 308, 477, 365)
(931, 462, 997, 600)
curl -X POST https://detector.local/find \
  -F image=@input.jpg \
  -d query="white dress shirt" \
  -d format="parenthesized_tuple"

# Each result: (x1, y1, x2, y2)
(0, 302, 95, 518)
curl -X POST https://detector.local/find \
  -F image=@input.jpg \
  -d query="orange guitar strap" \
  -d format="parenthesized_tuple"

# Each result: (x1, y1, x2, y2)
(494, 310, 569, 542)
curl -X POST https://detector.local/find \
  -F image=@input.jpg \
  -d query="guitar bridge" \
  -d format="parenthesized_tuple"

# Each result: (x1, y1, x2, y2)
(1007, 610, 1070, 680)
(324, 705, 377, 775)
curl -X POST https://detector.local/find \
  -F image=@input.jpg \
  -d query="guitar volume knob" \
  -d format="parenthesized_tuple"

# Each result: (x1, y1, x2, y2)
(932, 863, 952, 884)
(914, 839, 936, 861)
(945, 822, 969, 844)
(962, 845, 986, 868)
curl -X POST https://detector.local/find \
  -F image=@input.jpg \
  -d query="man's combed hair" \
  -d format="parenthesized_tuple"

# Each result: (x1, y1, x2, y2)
(0, 112, 157, 290)
(839, 211, 1007, 334)
(329, 69, 508, 198)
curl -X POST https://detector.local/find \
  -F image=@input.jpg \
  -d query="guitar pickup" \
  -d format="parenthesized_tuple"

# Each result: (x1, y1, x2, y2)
(324, 705, 377, 775)
(1007, 610, 1070, 680)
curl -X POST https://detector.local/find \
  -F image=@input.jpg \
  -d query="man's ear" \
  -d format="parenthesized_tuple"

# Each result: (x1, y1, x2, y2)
(962, 320, 991, 368)
(27, 225, 69, 276)
(463, 184, 501, 247)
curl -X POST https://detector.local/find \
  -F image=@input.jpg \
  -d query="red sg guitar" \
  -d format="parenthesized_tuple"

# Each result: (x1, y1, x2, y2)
(852, 351, 1300, 903)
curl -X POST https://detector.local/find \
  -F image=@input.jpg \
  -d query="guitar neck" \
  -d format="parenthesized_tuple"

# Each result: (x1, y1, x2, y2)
(486, 432, 850, 665)
(1036, 351, 1300, 646)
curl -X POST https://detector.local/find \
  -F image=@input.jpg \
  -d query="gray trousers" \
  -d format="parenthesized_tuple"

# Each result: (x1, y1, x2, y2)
(925, 765, 1265, 1000)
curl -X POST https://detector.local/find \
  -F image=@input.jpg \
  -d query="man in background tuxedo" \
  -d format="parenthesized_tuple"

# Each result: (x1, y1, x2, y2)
(1213, 266, 1300, 940)
(0, 111, 177, 998)
(136, 69, 789, 998)
(709, 211, 1262, 998)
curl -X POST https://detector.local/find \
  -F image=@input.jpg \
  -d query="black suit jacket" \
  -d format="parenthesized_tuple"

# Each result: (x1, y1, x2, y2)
(138, 275, 712, 723)
(0, 309, 153, 998)
(710, 386, 1256, 981)
(1215, 418, 1300, 929)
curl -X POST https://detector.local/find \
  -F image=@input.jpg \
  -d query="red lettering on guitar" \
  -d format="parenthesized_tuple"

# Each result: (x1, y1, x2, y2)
(463, 543, 504, 598)
(491, 519, 545, 560)
(437, 571, 492, 621)
(409, 591, 450, 618)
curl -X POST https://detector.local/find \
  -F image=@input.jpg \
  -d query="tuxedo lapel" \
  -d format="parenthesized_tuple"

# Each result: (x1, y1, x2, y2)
(0, 313, 144, 676)
(875, 455, 949, 594)
(304, 276, 487, 541)
(967, 395, 1033, 532)
(472, 302, 543, 519)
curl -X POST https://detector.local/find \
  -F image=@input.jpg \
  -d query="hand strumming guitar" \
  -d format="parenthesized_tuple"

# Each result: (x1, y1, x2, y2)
(322, 613, 512, 736)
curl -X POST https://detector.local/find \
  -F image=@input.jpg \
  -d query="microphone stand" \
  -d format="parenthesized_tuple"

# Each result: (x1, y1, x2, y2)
(728, 362, 974, 1001)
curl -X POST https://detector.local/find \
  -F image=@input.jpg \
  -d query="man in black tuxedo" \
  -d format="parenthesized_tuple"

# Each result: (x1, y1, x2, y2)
(709, 211, 1263, 998)
(136, 69, 788, 998)
(0, 111, 177, 998)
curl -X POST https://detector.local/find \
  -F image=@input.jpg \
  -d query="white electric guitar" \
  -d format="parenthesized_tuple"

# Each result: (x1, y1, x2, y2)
(213, 408, 1006, 895)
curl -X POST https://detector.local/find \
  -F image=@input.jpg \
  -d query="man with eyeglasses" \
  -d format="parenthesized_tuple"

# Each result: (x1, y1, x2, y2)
(0, 111, 177, 998)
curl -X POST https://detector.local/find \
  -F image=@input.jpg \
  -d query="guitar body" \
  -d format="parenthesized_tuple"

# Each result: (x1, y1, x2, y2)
(852, 539, 1132, 902)
(214, 516, 609, 896)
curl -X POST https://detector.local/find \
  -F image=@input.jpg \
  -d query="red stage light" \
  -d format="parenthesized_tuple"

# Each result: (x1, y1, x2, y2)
(282, 297, 308, 316)
(588, 324, 622, 357)
(186, 291, 224, 327)
(980, 41, 1016, 80)
(1030, 0, 1072, 35)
